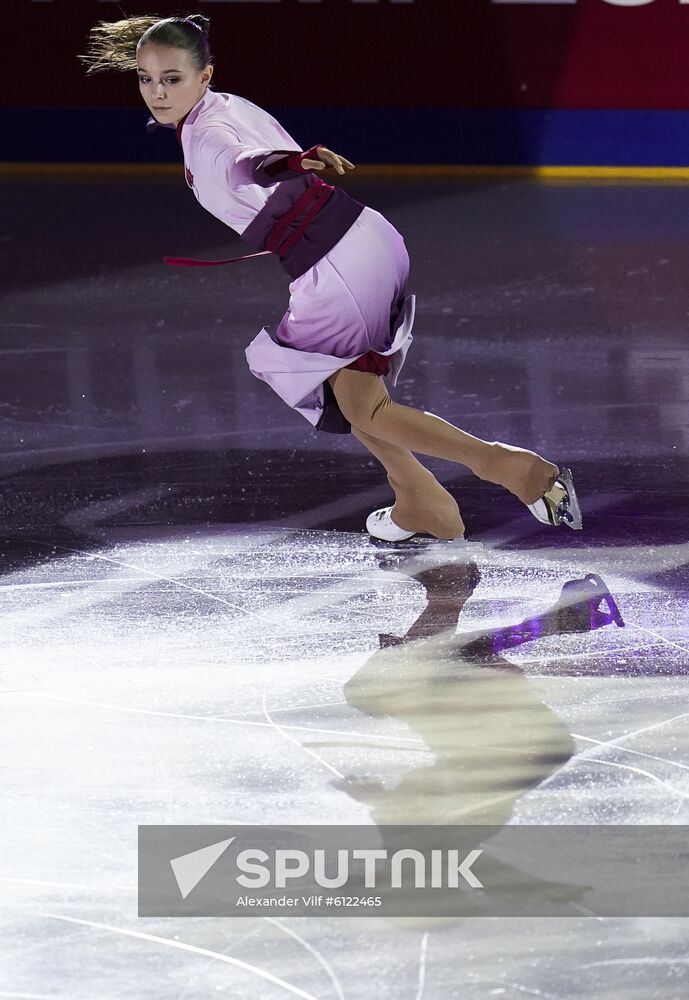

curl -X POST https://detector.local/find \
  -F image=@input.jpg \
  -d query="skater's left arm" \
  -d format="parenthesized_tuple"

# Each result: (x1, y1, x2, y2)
(196, 128, 355, 188)
(261, 145, 356, 181)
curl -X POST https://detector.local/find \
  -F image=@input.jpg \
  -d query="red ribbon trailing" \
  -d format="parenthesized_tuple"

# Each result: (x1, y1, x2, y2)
(163, 251, 271, 267)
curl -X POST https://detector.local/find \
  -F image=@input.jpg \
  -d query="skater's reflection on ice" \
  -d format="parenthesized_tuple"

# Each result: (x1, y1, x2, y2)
(335, 547, 624, 914)
(341, 549, 624, 826)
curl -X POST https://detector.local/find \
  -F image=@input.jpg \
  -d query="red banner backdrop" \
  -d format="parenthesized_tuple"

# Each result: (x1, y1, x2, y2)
(8, 0, 689, 111)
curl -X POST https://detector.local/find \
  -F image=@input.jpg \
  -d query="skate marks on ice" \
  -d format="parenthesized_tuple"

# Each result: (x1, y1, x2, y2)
(2, 525, 687, 816)
(2, 527, 689, 996)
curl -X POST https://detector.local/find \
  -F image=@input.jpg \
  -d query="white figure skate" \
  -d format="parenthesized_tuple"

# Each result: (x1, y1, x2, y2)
(527, 466, 583, 530)
(366, 506, 417, 542)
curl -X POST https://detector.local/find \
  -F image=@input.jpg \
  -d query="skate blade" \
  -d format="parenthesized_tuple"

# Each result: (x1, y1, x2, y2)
(528, 467, 583, 530)
(585, 573, 625, 627)
(557, 467, 583, 530)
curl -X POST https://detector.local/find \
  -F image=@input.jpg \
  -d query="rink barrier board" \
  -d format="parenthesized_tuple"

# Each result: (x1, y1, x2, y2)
(3, 163, 689, 182)
(4, 107, 689, 169)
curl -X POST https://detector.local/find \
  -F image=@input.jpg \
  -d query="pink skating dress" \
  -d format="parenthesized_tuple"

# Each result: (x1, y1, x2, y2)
(147, 88, 416, 433)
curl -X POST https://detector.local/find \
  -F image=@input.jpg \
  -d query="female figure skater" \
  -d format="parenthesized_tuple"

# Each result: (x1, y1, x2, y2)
(79, 14, 582, 541)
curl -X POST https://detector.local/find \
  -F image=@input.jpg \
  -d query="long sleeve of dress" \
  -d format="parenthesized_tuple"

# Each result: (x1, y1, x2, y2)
(197, 125, 325, 189)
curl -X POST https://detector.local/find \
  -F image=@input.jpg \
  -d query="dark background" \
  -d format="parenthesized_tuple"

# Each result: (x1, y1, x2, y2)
(5, 0, 689, 165)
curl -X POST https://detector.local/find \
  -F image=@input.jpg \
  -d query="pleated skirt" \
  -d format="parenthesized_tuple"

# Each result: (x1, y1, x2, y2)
(244, 205, 416, 430)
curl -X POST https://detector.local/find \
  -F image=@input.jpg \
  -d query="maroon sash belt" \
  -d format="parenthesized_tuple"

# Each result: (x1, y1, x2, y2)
(163, 178, 335, 268)
(264, 177, 334, 256)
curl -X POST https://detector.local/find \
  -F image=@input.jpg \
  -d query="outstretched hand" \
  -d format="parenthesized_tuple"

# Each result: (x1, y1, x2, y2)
(302, 147, 356, 175)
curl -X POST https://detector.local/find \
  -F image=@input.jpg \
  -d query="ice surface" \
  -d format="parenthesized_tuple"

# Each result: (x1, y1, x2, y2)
(1, 175, 688, 998)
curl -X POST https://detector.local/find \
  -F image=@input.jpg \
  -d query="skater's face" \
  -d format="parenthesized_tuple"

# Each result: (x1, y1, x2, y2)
(137, 45, 213, 126)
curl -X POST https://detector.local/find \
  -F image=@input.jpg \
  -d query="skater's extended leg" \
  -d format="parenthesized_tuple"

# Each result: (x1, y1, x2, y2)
(352, 426, 465, 539)
(330, 369, 559, 506)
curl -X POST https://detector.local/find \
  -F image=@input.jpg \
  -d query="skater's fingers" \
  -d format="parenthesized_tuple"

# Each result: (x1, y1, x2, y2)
(308, 149, 355, 175)
(335, 158, 356, 174)
(321, 151, 343, 172)
(318, 149, 354, 174)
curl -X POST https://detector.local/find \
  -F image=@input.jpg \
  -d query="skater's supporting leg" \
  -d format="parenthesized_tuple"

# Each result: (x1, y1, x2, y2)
(331, 369, 559, 506)
(352, 426, 465, 539)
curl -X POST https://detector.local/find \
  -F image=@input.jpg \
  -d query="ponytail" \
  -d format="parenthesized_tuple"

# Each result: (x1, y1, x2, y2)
(78, 13, 212, 76)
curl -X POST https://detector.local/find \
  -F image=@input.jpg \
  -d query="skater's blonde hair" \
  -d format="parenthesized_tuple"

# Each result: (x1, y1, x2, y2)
(77, 13, 212, 75)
